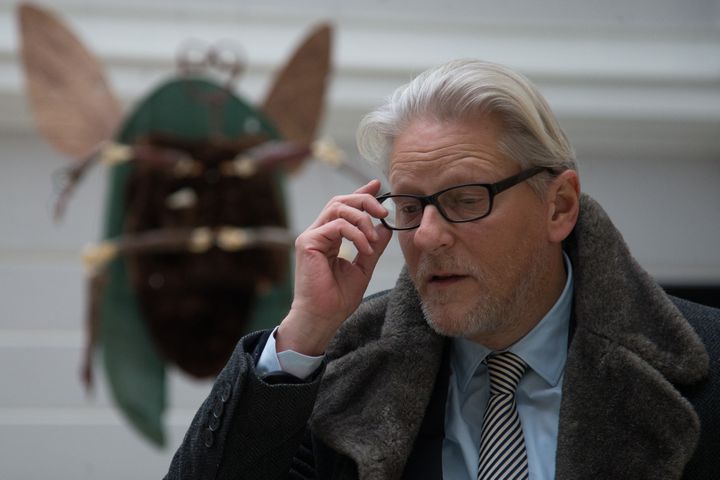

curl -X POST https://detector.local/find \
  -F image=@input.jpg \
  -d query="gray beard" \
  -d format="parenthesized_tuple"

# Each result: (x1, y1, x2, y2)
(416, 249, 545, 341)
(421, 295, 512, 339)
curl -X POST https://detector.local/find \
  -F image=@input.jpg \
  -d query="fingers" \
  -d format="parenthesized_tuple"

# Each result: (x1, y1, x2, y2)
(298, 179, 390, 268)
(310, 180, 387, 230)
(353, 178, 382, 195)
(319, 218, 375, 256)
(315, 202, 379, 244)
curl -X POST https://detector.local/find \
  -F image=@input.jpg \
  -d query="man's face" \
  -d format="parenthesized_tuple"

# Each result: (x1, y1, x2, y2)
(389, 116, 555, 344)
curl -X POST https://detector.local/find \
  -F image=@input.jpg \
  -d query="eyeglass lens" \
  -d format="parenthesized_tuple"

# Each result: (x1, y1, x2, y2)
(382, 185, 491, 229)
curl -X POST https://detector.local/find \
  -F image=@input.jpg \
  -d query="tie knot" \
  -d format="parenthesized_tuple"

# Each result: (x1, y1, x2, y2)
(485, 351, 527, 395)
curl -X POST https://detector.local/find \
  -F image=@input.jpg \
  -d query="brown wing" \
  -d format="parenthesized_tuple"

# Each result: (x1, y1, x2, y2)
(261, 23, 332, 168)
(18, 4, 122, 159)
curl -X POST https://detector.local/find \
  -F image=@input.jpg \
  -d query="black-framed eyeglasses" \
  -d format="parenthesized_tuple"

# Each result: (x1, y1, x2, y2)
(376, 166, 554, 231)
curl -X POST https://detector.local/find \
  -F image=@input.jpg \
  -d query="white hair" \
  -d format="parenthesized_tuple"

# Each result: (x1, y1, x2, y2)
(356, 59, 577, 192)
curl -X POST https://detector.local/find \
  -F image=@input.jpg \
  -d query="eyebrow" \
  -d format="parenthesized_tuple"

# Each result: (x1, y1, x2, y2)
(389, 175, 496, 195)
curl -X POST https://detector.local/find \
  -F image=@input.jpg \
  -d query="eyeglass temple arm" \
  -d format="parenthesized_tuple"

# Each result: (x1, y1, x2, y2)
(491, 166, 553, 194)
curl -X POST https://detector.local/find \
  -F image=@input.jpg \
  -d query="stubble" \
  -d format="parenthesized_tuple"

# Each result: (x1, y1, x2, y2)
(415, 247, 546, 342)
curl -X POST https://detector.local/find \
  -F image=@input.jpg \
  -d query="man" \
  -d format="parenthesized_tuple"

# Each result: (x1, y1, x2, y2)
(166, 60, 719, 479)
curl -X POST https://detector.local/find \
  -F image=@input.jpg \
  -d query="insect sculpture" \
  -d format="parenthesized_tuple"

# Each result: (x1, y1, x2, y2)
(17, 3, 333, 445)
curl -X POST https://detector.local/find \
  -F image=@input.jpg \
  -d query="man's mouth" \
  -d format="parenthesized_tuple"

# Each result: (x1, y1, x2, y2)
(427, 274, 468, 286)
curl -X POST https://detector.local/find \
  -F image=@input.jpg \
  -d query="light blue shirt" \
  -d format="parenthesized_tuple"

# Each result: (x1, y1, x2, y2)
(258, 254, 573, 479)
(443, 253, 573, 480)
(258, 329, 322, 379)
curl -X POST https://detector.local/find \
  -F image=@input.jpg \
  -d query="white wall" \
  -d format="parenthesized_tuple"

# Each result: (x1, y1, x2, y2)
(0, 0, 718, 478)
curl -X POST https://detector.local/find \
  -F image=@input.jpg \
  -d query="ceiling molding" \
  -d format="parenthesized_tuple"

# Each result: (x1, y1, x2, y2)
(1, 1, 719, 161)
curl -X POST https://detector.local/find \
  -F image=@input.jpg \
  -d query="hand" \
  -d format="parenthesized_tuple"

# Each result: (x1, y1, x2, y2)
(276, 180, 393, 355)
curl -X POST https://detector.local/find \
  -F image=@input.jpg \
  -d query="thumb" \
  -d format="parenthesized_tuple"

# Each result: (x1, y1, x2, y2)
(354, 223, 392, 277)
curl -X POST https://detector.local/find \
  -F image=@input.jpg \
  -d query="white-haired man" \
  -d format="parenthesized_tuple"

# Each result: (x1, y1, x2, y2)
(166, 60, 719, 480)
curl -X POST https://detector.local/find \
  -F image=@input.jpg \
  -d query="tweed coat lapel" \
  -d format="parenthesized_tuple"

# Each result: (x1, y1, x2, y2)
(311, 193, 709, 480)
(556, 195, 708, 479)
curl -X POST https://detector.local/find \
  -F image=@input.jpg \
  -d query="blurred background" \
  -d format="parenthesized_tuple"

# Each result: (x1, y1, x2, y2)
(0, 0, 718, 478)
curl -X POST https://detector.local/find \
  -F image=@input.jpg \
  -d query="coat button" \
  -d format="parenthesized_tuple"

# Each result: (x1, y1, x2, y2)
(212, 396, 225, 418)
(209, 413, 221, 432)
(203, 428, 214, 448)
(220, 380, 232, 402)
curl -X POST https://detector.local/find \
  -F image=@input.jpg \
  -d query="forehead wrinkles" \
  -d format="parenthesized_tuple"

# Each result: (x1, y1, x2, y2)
(388, 116, 507, 187)
(389, 142, 500, 185)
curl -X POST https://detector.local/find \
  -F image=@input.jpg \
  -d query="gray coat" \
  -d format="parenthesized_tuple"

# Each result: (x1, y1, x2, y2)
(166, 194, 719, 479)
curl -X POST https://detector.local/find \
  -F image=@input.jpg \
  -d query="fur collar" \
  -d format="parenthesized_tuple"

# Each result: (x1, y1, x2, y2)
(556, 194, 708, 479)
(310, 194, 708, 480)
(310, 271, 444, 479)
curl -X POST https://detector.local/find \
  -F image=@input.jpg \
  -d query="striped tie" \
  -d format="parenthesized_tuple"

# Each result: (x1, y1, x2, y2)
(477, 351, 529, 480)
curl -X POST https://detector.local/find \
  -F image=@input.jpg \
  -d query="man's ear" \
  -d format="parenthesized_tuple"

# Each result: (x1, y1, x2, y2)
(545, 170, 580, 243)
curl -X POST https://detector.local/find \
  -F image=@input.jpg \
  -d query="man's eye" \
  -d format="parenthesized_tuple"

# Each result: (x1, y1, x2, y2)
(446, 188, 488, 207)
(457, 196, 482, 204)
(399, 203, 421, 214)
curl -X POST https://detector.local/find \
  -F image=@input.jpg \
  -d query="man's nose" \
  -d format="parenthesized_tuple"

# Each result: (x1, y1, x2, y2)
(412, 205, 454, 252)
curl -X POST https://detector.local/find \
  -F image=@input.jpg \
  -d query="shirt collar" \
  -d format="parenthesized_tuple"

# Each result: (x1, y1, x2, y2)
(451, 252, 574, 392)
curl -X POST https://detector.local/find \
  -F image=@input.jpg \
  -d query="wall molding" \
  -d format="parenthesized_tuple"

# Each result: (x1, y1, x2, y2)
(1, 0, 719, 161)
